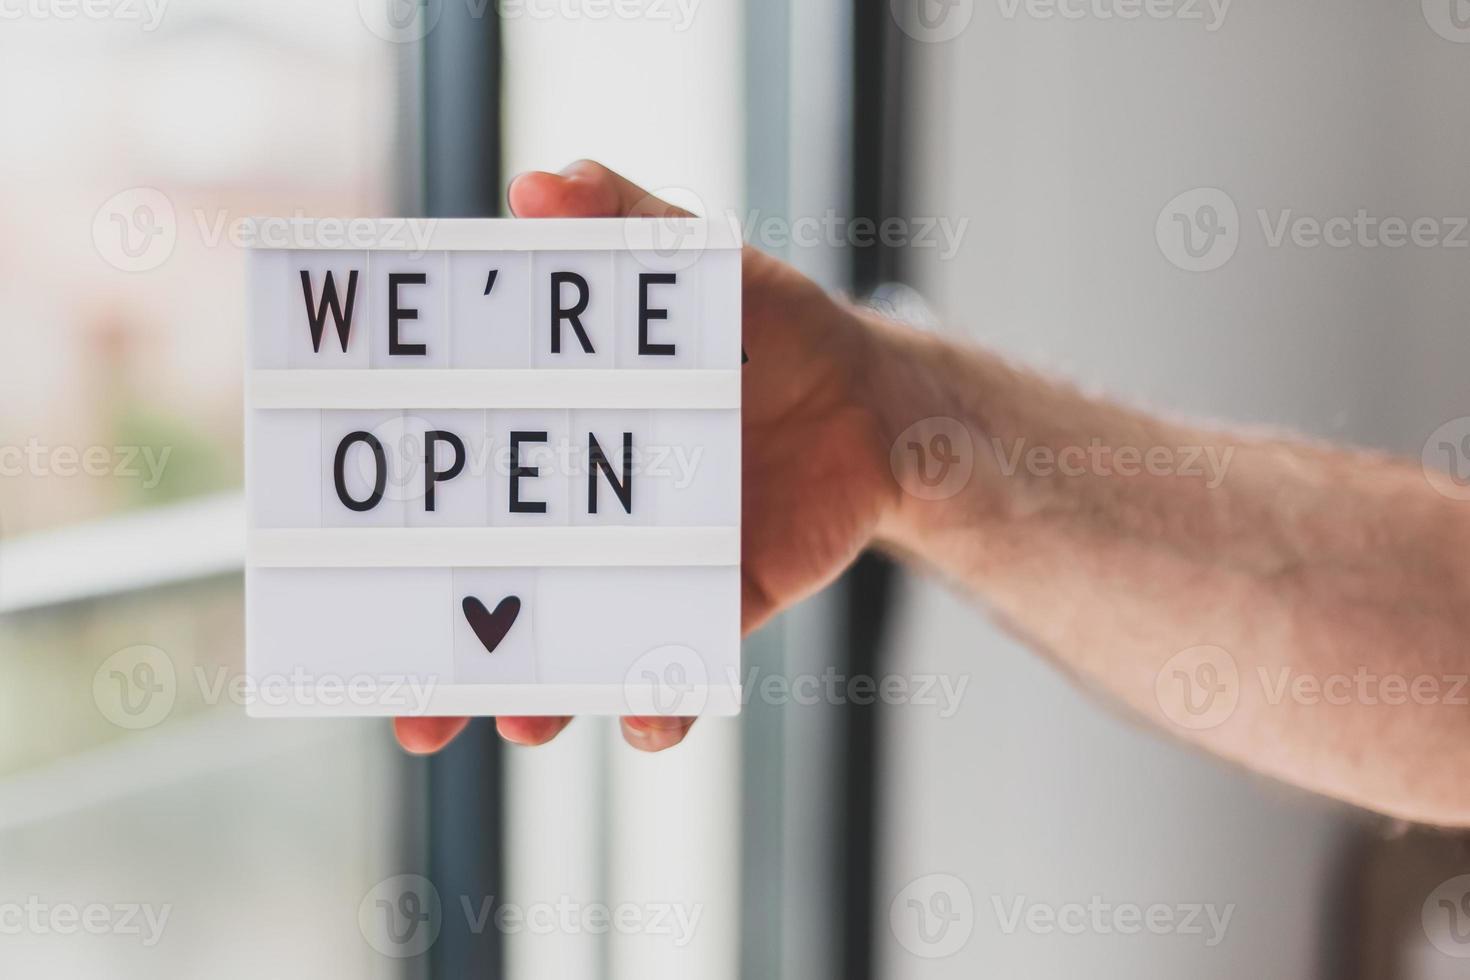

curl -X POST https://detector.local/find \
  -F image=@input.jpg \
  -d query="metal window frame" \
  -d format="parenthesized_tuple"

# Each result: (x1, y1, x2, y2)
(420, 5, 507, 979)
(838, 6, 909, 980)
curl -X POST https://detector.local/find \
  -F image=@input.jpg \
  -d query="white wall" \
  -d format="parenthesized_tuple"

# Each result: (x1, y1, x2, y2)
(880, 0, 1470, 975)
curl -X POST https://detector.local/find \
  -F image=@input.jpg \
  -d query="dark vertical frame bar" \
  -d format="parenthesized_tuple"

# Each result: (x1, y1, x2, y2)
(740, 0, 793, 977)
(839, 4, 907, 980)
(425, 2, 504, 219)
(740, 0, 799, 975)
(421, 4, 505, 978)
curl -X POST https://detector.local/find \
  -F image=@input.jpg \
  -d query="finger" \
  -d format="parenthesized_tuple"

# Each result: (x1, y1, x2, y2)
(508, 160, 693, 221)
(620, 715, 695, 752)
(394, 716, 470, 755)
(496, 715, 573, 746)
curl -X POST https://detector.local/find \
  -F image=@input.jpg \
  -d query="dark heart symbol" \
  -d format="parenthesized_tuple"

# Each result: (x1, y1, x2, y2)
(461, 595, 521, 653)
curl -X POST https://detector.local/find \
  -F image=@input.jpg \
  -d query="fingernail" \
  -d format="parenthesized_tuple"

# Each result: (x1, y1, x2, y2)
(621, 718, 688, 752)
(622, 722, 657, 749)
(624, 715, 688, 733)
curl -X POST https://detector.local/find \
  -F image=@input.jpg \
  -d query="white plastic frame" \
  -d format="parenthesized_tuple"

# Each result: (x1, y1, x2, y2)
(245, 219, 742, 717)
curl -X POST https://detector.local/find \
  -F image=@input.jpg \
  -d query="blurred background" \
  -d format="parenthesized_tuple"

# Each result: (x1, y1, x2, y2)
(3, 0, 1470, 977)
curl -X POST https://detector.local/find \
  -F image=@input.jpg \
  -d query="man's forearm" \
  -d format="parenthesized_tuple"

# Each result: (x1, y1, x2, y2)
(858, 310, 1470, 825)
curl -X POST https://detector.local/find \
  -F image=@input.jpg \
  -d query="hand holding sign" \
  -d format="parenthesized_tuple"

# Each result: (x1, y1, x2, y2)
(395, 162, 894, 754)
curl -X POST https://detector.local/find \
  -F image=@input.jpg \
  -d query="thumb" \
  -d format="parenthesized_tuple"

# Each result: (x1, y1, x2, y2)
(508, 160, 694, 220)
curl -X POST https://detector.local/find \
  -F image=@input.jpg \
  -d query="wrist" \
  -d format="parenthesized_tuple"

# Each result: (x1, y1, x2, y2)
(842, 305, 1009, 556)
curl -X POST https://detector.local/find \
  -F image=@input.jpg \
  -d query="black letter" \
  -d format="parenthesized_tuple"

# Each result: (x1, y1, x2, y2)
(333, 431, 386, 512)
(549, 271, 594, 354)
(587, 432, 633, 515)
(638, 272, 677, 356)
(509, 430, 548, 514)
(388, 272, 428, 356)
(423, 430, 465, 512)
(300, 269, 359, 353)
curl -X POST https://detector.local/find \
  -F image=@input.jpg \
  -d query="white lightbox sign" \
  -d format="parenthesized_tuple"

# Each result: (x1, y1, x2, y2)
(244, 218, 742, 717)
